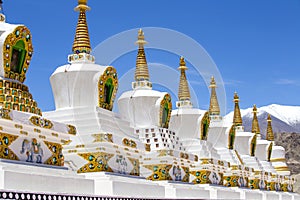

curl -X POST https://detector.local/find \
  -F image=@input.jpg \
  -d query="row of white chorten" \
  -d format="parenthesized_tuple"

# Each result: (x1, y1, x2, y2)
(0, 0, 296, 198)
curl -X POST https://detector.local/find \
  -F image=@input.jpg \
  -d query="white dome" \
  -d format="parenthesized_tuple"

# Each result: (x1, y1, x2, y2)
(271, 145, 286, 159)
(118, 89, 171, 128)
(50, 62, 118, 110)
(169, 108, 206, 140)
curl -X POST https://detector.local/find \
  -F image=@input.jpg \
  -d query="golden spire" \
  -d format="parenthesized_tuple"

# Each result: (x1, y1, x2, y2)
(233, 92, 243, 126)
(209, 76, 220, 115)
(72, 0, 91, 54)
(266, 114, 274, 141)
(251, 104, 261, 135)
(135, 29, 149, 81)
(178, 57, 191, 101)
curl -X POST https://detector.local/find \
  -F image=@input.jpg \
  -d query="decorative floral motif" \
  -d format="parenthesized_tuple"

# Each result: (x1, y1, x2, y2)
(122, 138, 137, 149)
(29, 116, 53, 129)
(158, 149, 174, 157)
(180, 152, 189, 159)
(144, 164, 172, 181)
(68, 53, 95, 63)
(128, 157, 140, 176)
(191, 170, 210, 184)
(267, 181, 276, 191)
(78, 152, 114, 173)
(223, 175, 239, 187)
(200, 158, 213, 164)
(44, 141, 64, 166)
(92, 133, 113, 143)
(248, 178, 259, 189)
(0, 132, 18, 160)
(281, 183, 288, 192)
(61, 140, 71, 145)
(181, 166, 189, 182)
(281, 182, 293, 192)
(67, 125, 77, 135)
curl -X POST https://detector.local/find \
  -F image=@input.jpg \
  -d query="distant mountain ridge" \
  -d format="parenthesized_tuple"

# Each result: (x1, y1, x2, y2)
(223, 104, 300, 137)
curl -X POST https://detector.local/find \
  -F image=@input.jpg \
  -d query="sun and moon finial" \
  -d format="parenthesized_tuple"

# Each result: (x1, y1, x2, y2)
(136, 29, 147, 46)
(75, 0, 90, 11)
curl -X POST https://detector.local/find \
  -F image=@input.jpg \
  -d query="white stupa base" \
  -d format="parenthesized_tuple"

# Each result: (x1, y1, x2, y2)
(204, 185, 241, 199)
(84, 172, 165, 198)
(1, 160, 300, 200)
(243, 189, 264, 199)
(157, 181, 211, 199)
(0, 160, 94, 194)
(280, 192, 295, 200)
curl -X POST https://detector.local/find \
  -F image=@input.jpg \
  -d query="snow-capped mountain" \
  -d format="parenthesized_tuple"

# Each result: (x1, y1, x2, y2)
(223, 104, 300, 137)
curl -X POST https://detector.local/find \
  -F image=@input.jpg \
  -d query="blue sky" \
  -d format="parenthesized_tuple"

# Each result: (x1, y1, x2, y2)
(4, 0, 300, 113)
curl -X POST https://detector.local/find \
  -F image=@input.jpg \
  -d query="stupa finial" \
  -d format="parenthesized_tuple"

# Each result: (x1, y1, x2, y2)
(178, 57, 191, 101)
(233, 92, 243, 126)
(251, 104, 261, 136)
(266, 114, 274, 141)
(72, 0, 91, 54)
(209, 76, 220, 115)
(179, 57, 187, 70)
(134, 29, 149, 82)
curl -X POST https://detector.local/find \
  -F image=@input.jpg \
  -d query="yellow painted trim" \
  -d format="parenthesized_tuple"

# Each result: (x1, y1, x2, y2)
(20, 130, 28, 135)
(14, 124, 23, 129)
(75, 144, 85, 148)
(275, 166, 290, 171)
(67, 150, 77, 153)
(270, 158, 286, 162)
(234, 150, 244, 165)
